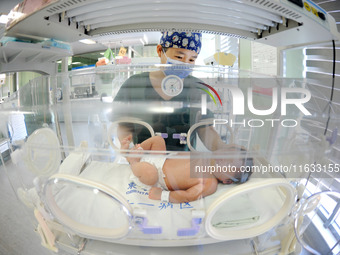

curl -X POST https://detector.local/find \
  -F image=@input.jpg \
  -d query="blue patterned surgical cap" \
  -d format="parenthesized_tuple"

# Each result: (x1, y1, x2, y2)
(160, 31, 202, 54)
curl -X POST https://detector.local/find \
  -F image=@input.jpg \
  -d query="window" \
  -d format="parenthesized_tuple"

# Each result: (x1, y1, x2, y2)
(298, 40, 340, 254)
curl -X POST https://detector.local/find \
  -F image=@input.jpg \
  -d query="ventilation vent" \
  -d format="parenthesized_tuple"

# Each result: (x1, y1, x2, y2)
(46, 0, 88, 14)
(249, 0, 303, 20)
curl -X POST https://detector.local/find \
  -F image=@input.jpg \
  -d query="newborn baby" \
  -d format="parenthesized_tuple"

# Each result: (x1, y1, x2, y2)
(121, 135, 252, 203)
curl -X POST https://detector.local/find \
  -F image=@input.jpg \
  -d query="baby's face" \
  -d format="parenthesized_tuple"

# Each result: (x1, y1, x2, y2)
(213, 148, 245, 184)
(216, 173, 237, 184)
(213, 158, 243, 184)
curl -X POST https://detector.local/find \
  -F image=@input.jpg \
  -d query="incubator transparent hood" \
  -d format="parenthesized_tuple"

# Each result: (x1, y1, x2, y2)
(1, 0, 340, 254)
(0, 63, 339, 254)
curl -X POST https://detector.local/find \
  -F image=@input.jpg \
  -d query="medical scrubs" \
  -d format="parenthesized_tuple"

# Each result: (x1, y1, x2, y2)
(114, 72, 214, 151)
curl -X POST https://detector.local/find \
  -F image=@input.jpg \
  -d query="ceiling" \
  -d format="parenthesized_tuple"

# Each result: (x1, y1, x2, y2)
(1, 0, 340, 29)
(0, 0, 340, 57)
(0, 0, 162, 55)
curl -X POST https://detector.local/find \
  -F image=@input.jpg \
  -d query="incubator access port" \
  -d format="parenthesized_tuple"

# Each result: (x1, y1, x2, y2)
(294, 191, 340, 255)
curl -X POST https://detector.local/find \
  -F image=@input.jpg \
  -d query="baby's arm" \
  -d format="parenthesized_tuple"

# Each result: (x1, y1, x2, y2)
(149, 179, 218, 203)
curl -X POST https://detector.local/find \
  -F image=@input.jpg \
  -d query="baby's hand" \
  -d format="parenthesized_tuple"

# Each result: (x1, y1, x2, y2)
(148, 187, 162, 200)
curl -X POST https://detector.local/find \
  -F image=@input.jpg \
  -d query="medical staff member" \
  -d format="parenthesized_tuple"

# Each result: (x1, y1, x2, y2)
(112, 31, 227, 151)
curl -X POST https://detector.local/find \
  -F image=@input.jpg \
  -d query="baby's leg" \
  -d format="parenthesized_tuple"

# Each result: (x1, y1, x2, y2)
(125, 136, 165, 186)
(139, 136, 166, 151)
(120, 135, 142, 164)
(127, 136, 165, 164)
(130, 162, 158, 186)
(130, 136, 166, 185)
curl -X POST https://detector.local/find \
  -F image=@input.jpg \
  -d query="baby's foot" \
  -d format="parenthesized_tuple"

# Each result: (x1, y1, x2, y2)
(121, 135, 139, 164)
(127, 144, 144, 165)
(120, 135, 132, 150)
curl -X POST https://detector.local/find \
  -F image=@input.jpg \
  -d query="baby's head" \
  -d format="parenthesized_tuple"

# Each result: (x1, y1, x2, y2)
(212, 146, 253, 184)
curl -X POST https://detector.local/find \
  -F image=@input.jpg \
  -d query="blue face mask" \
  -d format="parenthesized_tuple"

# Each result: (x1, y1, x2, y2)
(163, 50, 194, 79)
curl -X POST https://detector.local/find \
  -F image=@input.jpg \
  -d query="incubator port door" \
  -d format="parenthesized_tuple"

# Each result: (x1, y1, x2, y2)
(43, 174, 133, 241)
(205, 179, 296, 240)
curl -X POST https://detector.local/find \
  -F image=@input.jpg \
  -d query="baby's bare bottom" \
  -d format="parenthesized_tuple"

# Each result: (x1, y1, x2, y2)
(129, 136, 166, 186)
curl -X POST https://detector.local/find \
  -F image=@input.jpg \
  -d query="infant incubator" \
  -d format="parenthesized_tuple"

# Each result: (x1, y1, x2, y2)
(0, 64, 339, 254)
(0, 0, 340, 254)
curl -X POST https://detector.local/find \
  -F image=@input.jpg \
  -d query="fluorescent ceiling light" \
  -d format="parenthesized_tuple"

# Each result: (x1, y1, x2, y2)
(79, 39, 96, 44)
(102, 97, 113, 103)
(7, 11, 24, 20)
(0, 15, 8, 24)
(143, 34, 148, 44)
(149, 107, 174, 113)
(72, 62, 81, 64)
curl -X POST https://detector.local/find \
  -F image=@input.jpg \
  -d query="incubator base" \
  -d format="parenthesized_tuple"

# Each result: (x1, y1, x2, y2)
(54, 233, 282, 255)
